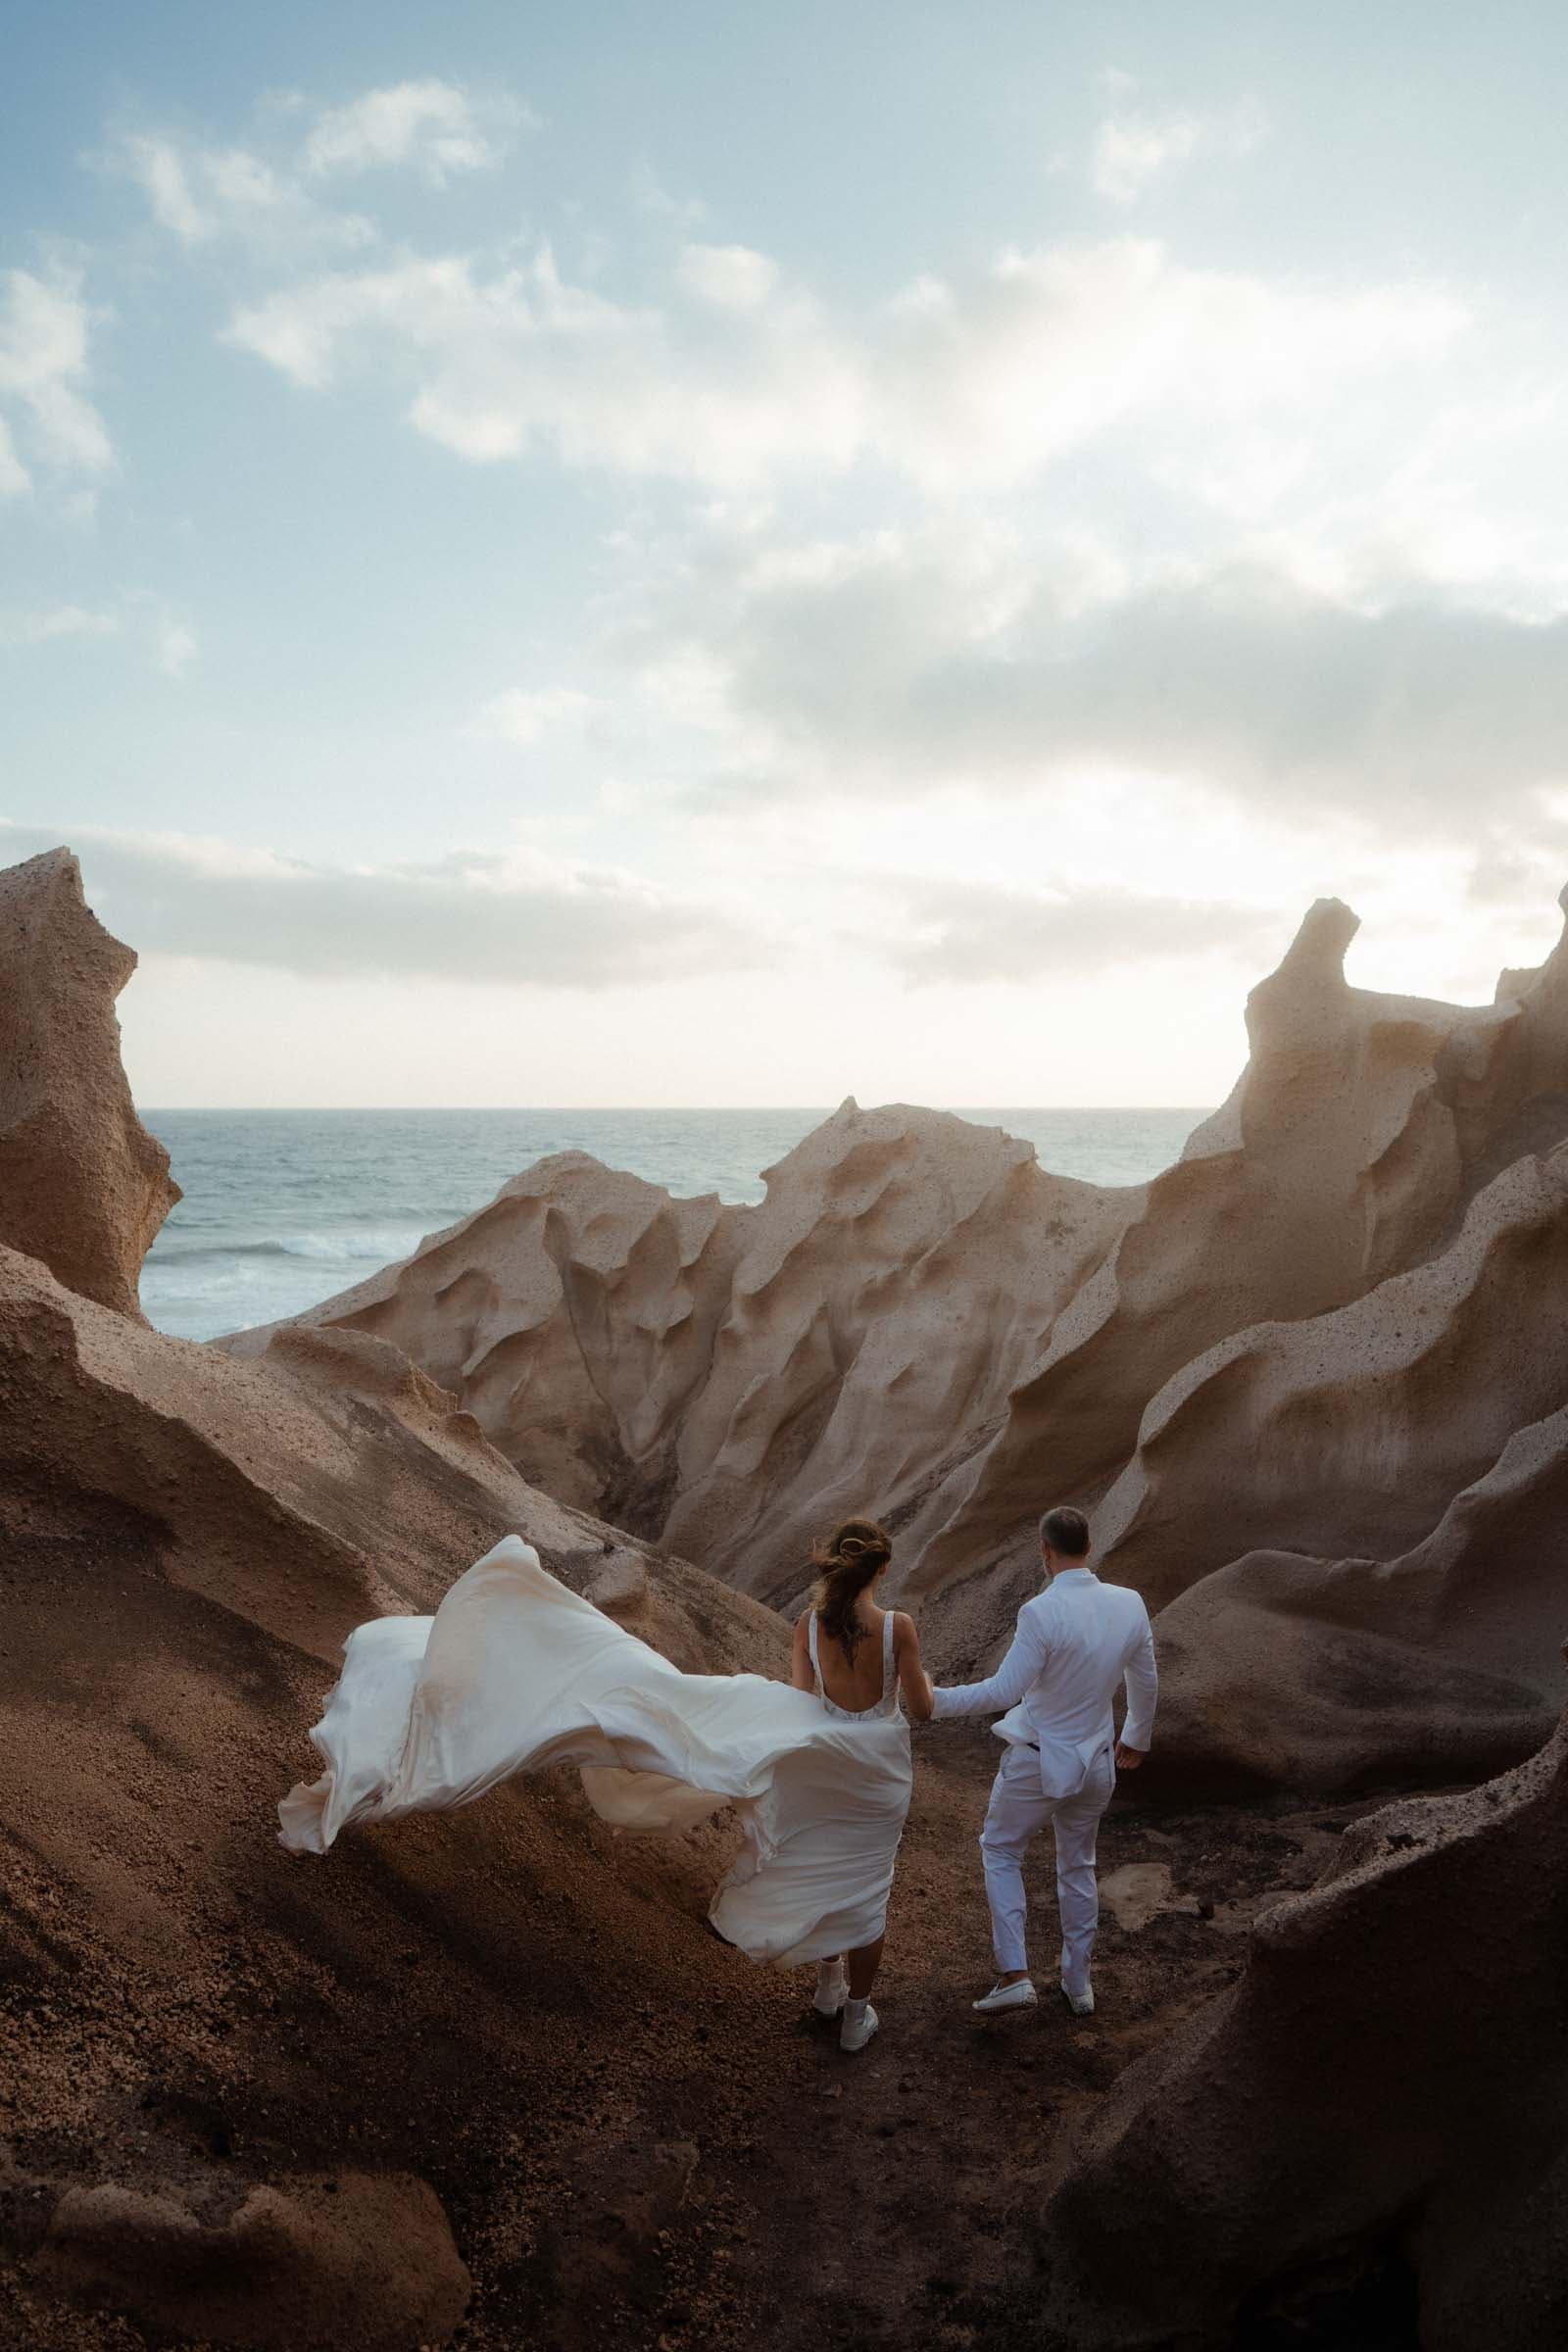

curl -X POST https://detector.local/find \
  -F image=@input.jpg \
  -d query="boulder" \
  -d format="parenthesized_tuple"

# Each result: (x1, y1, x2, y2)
(34, 2169, 469, 2350)
(1043, 1689, 1568, 2351)
(0, 847, 179, 1316)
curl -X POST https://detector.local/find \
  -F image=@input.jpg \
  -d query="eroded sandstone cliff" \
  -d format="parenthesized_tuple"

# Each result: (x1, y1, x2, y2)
(230, 891, 1568, 1790)
(0, 847, 178, 1316)
(9, 837, 1568, 2352)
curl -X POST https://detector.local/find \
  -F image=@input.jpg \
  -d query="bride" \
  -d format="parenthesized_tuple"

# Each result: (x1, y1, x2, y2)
(278, 1516, 933, 2054)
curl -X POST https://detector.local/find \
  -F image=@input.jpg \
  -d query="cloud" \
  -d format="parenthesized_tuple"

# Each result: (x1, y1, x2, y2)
(0, 266, 114, 495)
(301, 80, 526, 184)
(221, 231, 1463, 497)
(119, 132, 374, 256)
(675, 243, 779, 311)
(0, 604, 119, 647)
(0, 824, 759, 989)
(0, 599, 195, 674)
(472, 687, 599, 746)
(124, 135, 216, 244)
(225, 243, 864, 485)
(889, 878, 1282, 982)
(1091, 99, 1266, 205)
(156, 620, 198, 677)
(624, 523, 1568, 829)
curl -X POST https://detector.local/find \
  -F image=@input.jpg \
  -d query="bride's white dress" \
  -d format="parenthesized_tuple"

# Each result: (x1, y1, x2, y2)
(278, 1536, 913, 1966)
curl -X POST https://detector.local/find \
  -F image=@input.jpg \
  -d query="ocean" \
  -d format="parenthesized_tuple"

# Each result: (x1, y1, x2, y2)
(138, 1107, 1209, 1345)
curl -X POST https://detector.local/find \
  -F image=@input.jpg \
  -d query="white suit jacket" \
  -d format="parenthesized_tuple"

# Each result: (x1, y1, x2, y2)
(931, 1568, 1157, 1799)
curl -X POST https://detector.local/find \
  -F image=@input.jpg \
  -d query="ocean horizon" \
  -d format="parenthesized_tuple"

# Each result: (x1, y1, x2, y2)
(139, 1105, 1209, 1344)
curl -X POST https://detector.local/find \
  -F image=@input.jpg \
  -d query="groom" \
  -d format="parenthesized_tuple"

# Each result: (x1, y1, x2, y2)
(930, 1506, 1156, 2017)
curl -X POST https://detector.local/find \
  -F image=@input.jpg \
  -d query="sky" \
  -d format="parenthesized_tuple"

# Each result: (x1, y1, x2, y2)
(7, 0, 1568, 1106)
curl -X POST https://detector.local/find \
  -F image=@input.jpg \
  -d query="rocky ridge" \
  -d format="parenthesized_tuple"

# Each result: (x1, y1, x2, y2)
(8, 838, 1568, 2352)
(235, 892, 1568, 1792)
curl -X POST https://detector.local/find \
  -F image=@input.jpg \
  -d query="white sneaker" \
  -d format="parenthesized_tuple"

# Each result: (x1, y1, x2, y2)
(1060, 1980, 1095, 2016)
(972, 1979, 1038, 2015)
(812, 1960, 848, 2016)
(840, 1998, 879, 2053)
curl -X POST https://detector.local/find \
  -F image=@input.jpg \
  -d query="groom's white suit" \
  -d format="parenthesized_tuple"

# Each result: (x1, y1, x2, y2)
(932, 1566, 1157, 1994)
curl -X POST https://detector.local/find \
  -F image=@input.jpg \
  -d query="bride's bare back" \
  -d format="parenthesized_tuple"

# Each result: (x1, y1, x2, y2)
(791, 1598, 934, 1720)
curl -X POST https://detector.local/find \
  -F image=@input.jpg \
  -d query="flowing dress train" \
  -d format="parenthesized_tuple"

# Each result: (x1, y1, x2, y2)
(277, 1536, 913, 1967)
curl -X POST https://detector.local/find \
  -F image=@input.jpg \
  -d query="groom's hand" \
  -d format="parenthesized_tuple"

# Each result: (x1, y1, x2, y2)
(1114, 1741, 1147, 1770)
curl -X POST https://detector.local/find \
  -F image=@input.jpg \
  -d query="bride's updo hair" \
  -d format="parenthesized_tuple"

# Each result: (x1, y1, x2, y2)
(812, 1517, 893, 1663)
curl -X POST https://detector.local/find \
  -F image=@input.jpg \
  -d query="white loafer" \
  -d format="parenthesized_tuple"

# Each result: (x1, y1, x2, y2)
(1060, 1980, 1095, 2016)
(812, 1961, 848, 2016)
(840, 1999, 879, 2052)
(972, 1979, 1038, 2014)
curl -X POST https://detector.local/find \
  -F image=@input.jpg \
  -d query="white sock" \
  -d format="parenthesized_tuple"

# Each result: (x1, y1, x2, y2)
(844, 1995, 867, 2015)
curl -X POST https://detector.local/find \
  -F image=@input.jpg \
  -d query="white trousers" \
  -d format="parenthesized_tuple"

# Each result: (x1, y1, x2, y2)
(979, 1740, 1114, 1993)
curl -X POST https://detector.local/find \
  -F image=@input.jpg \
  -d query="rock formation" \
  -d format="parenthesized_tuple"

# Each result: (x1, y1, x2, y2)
(0, 1241, 793, 2348)
(0, 1244, 785, 1678)
(230, 890, 1568, 1742)
(1095, 1141, 1568, 1610)
(1043, 1688, 1568, 2350)
(29, 2169, 470, 2352)
(896, 896, 1557, 1607)
(1144, 1400, 1568, 1794)
(9, 839, 1568, 2348)
(0, 853, 810, 2347)
(225, 1102, 1132, 1617)
(0, 847, 179, 1316)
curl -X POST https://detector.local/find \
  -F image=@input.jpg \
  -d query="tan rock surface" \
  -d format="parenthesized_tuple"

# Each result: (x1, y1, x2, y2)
(227, 894, 1568, 1689)
(899, 896, 1540, 1608)
(1148, 1398, 1568, 1793)
(225, 1100, 1131, 1624)
(0, 1245, 785, 1676)
(1095, 1141, 1568, 1610)
(0, 847, 179, 1316)
(1043, 1694, 1568, 2350)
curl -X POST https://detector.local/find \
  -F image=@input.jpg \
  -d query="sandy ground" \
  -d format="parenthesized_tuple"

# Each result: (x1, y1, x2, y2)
(1, 1648, 1383, 2352)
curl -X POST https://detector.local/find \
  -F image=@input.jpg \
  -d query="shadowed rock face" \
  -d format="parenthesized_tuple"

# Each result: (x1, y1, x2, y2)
(1126, 1398, 1568, 1795)
(1096, 1142, 1568, 1610)
(0, 848, 179, 1317)
(1042, 1690, 1568, 2352)
(30, 2169, 470, 2352)
(0, 1243, 789, 2349)
(0, 857, 808, 2348)
(0, 1246, 785, 1679)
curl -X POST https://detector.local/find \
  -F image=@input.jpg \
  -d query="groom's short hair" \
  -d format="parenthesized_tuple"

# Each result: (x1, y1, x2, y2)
(1040, 1506, 1091, 1557)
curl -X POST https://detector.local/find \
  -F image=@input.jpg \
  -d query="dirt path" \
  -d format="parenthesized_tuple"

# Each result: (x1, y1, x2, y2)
(478, 1730, 1372, 2352)
(2, 1670, 1373, 2352)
